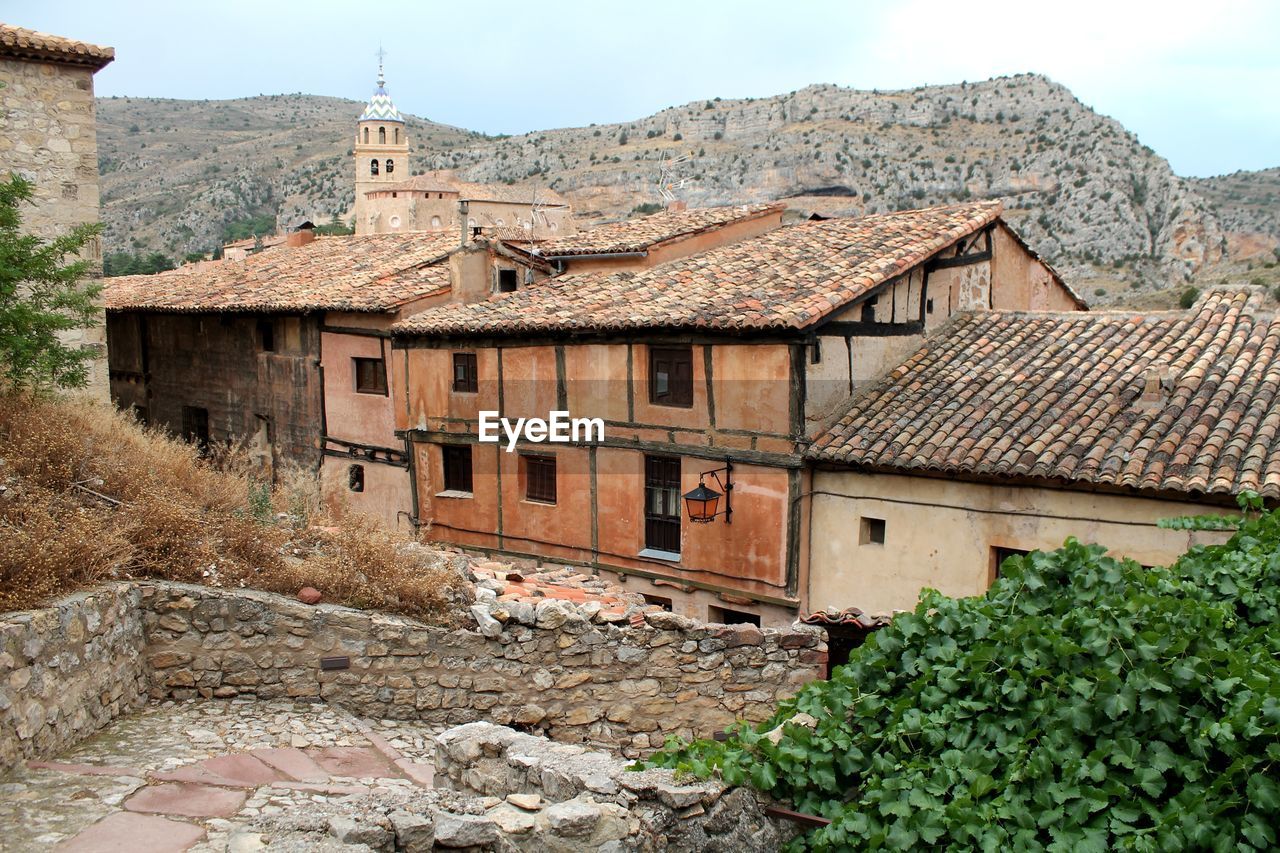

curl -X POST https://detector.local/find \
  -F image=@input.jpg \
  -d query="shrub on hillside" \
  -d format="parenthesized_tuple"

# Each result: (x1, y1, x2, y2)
(0, 391, 465, 621)
(646, 496, 1280, 850)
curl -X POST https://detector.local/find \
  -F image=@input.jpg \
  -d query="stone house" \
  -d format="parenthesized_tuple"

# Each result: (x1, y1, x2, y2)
(805, 287, 1270, 616)
(0, 23, 114, 396)
(390, 201, 1083, 626)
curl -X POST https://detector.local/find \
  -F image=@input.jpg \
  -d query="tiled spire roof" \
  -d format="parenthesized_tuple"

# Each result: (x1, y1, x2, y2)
(358, 62, 403, 123)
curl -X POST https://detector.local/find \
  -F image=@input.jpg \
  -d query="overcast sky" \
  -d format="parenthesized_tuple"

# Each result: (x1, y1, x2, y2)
(8, 0, 1278, 177)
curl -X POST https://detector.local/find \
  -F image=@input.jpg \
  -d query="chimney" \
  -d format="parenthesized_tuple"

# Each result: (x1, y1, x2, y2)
(667, 200, 688, 212)
(287, 221, 316, 248)
(1139, 365, 1172, 406)
(459, 200, 470, 247)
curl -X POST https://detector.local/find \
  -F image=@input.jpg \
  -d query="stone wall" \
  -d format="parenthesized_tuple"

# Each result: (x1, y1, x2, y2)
(0, 55, 108, 398)
(140, 582, 826, 757)
(433, 721, 796, 851)
(0, 585, 148, 771)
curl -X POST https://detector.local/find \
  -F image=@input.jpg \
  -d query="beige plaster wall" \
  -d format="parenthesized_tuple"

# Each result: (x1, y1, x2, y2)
(807, 470, 1234, 615)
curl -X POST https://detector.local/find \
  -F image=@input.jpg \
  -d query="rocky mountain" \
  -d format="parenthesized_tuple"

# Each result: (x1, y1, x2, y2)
(95, 75, 1275, 294)
(1190, 167, 1280, 259)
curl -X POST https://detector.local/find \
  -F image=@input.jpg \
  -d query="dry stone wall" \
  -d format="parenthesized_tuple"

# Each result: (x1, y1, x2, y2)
(140, 582, 826, 757)
(0, 585, 148, 771)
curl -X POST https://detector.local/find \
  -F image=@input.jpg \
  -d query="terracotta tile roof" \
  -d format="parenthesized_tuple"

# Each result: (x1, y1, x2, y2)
(506, 203, 783, 258)
(810, 288, 1280, 498)
(104, 232, 458, 314)
(393, 201, 1004, 337)
(0, 24, 114, 70)
(801, 607, 894, 629)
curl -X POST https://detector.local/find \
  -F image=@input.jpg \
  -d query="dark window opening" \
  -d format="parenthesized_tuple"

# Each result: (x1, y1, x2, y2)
(991, 546, 1031, 583)
(642, 593, 673, 611)
(394, 127, 400, 144)
(497, 268, 518, 293)
(369, 158, 379, 176)
(452, 352, 478, 393)
(926, 297, 935, 314)
(523, 454, 557, 504)
(181, 405, 209, 452)
(861, 297, 877, 323)
(378, 126, 386, 144)
(442, 445, 473, 493)
(810, 339, 822, 364)
(353, 357, 388, 395)
(391, 191, 397, 198)
(708, 605, 761, 627)
(648, 346, 693, 408)
(363, 127, 369, 144)
(385, 158, 394, 174)
(257, 319, 275, 352)
(860, 516, 886, 545)
(644, 455, 681, 553)
(348, 464, 365, 492)
(131, 405, 150, 426)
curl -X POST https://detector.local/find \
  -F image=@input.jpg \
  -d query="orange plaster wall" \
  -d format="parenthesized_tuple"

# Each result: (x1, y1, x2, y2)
(321, 331, 396, 447)
(990, 223, 1082, 312)
(405, 347, 500, 428)
(499, 346, 560, 422)
(497, 445, 594, 560)
(416, 440, 500, 549)
(319, 455, 413, 532)
(564, 344, 630, 424)
(710, 344, 792, 434)
(632, 344, 710, 431)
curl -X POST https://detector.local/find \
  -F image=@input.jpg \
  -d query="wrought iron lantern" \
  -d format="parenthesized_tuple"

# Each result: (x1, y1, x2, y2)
(683, 459, 733, 524)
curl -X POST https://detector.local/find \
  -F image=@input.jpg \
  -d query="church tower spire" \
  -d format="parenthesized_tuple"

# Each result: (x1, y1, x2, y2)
(353, 51, 409, 235)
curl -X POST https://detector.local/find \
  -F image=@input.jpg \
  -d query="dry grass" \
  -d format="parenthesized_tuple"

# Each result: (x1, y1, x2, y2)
(0, 390, 466, 621)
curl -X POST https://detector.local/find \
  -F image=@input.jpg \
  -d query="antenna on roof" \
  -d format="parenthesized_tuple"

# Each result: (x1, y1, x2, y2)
(655, 151, 693, 204)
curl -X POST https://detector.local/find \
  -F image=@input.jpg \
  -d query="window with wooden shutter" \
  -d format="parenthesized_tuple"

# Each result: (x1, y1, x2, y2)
(452, 352, 478, 393)
(643, 455, 681, 554)
(648, 346, 693, 407)
(523, 454, 556, 504)
(353, 357, 387, 395)
(442, 445, 473, 493)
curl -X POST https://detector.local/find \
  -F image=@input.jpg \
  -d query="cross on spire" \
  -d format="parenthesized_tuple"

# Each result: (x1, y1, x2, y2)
(375, 45, 387, 87)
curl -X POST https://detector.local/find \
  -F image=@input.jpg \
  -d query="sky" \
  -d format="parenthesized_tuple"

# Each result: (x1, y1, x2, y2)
(8, 0, 1278, 177)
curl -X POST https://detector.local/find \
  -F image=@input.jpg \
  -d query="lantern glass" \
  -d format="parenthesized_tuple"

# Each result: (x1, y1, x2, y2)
(683, 483, 722, 523)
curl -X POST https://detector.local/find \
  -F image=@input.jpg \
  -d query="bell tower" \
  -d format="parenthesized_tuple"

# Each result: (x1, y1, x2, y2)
(353, 52, 409, 235)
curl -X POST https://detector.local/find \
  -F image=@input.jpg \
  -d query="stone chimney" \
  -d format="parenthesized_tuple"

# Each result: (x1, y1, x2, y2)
(1139, 365, 1172, 407)
(667, 200, 688, 212)
(287, 221, 316, 248)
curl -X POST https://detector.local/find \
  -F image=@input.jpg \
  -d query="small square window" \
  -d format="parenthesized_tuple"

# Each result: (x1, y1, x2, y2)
(642, 593, 673, 611)
(348, 464, 365, 492)
(860, 516, 886, 545)
(497, 268, 518, 293)
(991, 546, 1030, 583)
(353, 357, 387, 395)
(926, 297, 935, 314)
(707, 605, 761, 627)
(442, 444, 473, 493)
(452, 352, 478, 393)
(522, 454, 556, 504)
(648, 346, 693, 407)
(810, 339, 822, 364)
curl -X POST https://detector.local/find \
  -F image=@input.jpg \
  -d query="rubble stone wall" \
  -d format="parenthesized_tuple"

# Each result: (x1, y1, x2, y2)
(139, 582, 826, 757)
(0, 585, 148, 771)
(433, 721, 797, 851)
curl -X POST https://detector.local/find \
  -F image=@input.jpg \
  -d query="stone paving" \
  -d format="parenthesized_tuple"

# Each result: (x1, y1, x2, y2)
(0, 698, 446, 852)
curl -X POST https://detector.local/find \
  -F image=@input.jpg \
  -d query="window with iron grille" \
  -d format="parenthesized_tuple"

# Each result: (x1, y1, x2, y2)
(644, 455, 681, 553)
(442, 445, 473, 493)
(523, 454, 556, 504)
(452, 352, 478, 393)
(181, 405, 209, 451)
(649, 347, 693, 407)
(353, 357, 387, 395)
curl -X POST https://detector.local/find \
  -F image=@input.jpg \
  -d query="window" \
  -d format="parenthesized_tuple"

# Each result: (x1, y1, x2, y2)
(348, 464, 364, 492)
(430, 215, 442, 228)
(497, 268, 518, 293)
(385, 158, 394, 174)
(708, 605, 761, 627)
(861, 297, 877, 323)
(394, 127, 400, 144)
(642, 593, 673, 611)
(370, 158, 379, 176)
(860, 516, 886, 545)
(378, 126, 386, 144)
(926, 297, 935, 314)
(522, 454, 556, 504)
(257, 319, 274, 352)
(442, 445, 473, 493)
(452, 352, 478, 393)
(648, 346, 693, 407)
(991, 546, 1031, 583)
(131, 405, 149, 426)
(363, 127, 369, 144)
(181, 405, 209, 451)
(810, 339, 822, 364)
(353, 357, 387, 395)
(644, 455, 681, 554)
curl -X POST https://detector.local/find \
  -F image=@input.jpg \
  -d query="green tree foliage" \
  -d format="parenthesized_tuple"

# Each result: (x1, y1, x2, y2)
(103, 251, 175, 277)
(221, 213, 277, 243)
(313, 213, 354, 236)
(0, 175, 103, 391)
(1179, 286, 1201, 309)
(647, 495, 1280, 850)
